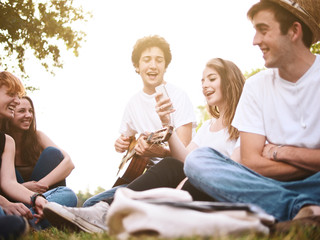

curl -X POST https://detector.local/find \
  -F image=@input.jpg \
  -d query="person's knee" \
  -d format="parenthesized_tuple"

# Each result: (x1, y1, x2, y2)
(42, 146, 62, 157)
(46, 186, 78, 207)
(39, 147, 64, 166)
(184, 147, 210, 168)
(184, 147, 224, 178)
(64, 187, 78, 207)
(83, 196, 98, 207)
(184, 148, 205, 177)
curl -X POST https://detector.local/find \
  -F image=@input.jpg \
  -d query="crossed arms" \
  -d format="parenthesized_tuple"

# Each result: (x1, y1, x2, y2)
(240, 132, 320, 181)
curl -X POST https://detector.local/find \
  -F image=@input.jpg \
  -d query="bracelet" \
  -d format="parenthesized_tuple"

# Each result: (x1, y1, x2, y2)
(30, 193, 46, 207)
(272, 145, 283, 161)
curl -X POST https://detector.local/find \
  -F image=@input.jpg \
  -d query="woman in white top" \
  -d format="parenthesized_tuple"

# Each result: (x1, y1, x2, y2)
(125, 57, 245, 200)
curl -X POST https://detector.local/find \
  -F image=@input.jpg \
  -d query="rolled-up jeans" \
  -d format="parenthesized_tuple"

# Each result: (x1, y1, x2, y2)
(30, 186, 78, 229)
(184, 147, 320, 222)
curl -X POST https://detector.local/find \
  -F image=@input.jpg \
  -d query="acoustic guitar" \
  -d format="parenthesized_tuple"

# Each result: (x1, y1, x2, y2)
(113, 126, 173, 187)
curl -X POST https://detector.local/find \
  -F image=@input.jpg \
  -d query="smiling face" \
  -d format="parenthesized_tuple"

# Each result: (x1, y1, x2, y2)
(201, 66, 224, 109)
(136, 47, 166, 94)
(11, 98, 33, 131)
(0, 85, 20, 119)
(252, 9, 292, 69)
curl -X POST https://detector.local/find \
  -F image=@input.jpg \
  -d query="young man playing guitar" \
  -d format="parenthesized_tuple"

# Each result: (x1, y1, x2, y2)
(83, 35, 196, 207)
(43, 35, 196, 232)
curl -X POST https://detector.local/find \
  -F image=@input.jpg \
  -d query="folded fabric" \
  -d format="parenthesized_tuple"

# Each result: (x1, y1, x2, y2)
(106, 187, 275, 239)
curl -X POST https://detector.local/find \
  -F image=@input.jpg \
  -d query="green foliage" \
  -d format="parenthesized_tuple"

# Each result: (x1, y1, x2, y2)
(243, 68, 264, 79)
(195, 105, 211, 131)
(0, 0, 91, 78)
(94, 186, 107, 195)
(311, 41, 320, 54)
(76, 186, 106, 207)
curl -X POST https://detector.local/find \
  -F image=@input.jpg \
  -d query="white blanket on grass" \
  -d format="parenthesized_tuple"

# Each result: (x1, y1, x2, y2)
(106, 188, 275, 239)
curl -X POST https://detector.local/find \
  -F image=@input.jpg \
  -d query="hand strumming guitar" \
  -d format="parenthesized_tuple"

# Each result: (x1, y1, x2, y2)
(114, 135, 132, 153)
(134, 134, 170, 158)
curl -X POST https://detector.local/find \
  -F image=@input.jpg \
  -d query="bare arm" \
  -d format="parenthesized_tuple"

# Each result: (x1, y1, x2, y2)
(175, 123, 193, 147)
(263, 143, 320, 173)
(155, 92, 195, 162)
(167, 130, 198, 162)
(36, 131, 75, 187)
(240, 132, 313, 181)
(0, 195, 33, 219)
(1, 135, 47, 218)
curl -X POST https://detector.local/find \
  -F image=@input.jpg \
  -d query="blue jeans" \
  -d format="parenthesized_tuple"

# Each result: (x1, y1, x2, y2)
(184, 147, 320, 222)
(83, 185, 126, 207)
(32, 186, 78, 229)
(16, 146, 66, 189)
(31, 186, 78, 229)
(0, 215, 27, 239)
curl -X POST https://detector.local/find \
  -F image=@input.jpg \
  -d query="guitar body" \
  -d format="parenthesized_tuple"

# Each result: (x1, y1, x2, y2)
(113, 126, 173, 188)
(112, 154, 149, 187)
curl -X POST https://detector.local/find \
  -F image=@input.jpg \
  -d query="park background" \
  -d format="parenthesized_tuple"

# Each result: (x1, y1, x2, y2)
(11, 0, 264, 193)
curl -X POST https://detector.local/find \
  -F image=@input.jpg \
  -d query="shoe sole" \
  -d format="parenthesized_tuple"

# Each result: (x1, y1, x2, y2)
(44, 203, 104, 233)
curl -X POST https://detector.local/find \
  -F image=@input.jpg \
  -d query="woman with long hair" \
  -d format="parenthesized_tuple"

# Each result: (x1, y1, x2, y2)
(126, 57, 245, 199)
(1, 96, 74, 192)
(157, 57, 244, 163)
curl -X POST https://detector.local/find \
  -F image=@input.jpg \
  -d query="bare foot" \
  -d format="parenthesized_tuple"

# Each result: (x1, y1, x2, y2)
(293, 205, 320, 220)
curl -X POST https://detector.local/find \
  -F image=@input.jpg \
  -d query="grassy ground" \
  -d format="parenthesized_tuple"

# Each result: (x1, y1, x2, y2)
(20, 222, 320, 240)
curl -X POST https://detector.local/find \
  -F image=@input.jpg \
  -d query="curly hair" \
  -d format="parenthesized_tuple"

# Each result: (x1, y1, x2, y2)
(205, 58, 245, 141)
(131, 35, 172, 69)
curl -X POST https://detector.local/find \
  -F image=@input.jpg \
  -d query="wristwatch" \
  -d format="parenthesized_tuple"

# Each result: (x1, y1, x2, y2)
(30, 193, 46, 207)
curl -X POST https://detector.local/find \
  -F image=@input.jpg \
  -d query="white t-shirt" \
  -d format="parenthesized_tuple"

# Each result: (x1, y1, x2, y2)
(119, 82, 197, 136)
(233, 55, 320, 149)
(192, 119, 237, 158)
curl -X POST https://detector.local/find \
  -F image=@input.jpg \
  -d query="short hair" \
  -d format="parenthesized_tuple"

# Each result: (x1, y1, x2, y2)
(247, 1, 313, 48)
(205, 58, 245, 141)
(131, 35, 172, 69)
(0, 71, 25, 97)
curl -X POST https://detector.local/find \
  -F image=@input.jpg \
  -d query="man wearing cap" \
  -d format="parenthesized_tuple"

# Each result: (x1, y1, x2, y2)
(184, 0, 320, 222)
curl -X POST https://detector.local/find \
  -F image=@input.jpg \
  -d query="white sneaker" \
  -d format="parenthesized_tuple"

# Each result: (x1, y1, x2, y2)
(44, 201, 109, 233)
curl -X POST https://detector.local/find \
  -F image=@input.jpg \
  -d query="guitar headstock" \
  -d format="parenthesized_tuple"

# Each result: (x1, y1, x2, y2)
(146, 126, 173, 144)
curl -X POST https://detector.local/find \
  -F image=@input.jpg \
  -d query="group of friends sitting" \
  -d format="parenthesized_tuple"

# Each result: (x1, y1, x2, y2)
(0, 0, 320, 238)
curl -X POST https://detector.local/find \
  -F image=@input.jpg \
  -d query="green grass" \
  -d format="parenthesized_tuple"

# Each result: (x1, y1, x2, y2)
(20, 223, 320, 240)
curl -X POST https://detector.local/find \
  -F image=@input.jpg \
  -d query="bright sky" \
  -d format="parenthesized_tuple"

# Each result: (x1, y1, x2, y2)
(24, 0, 264, 193)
